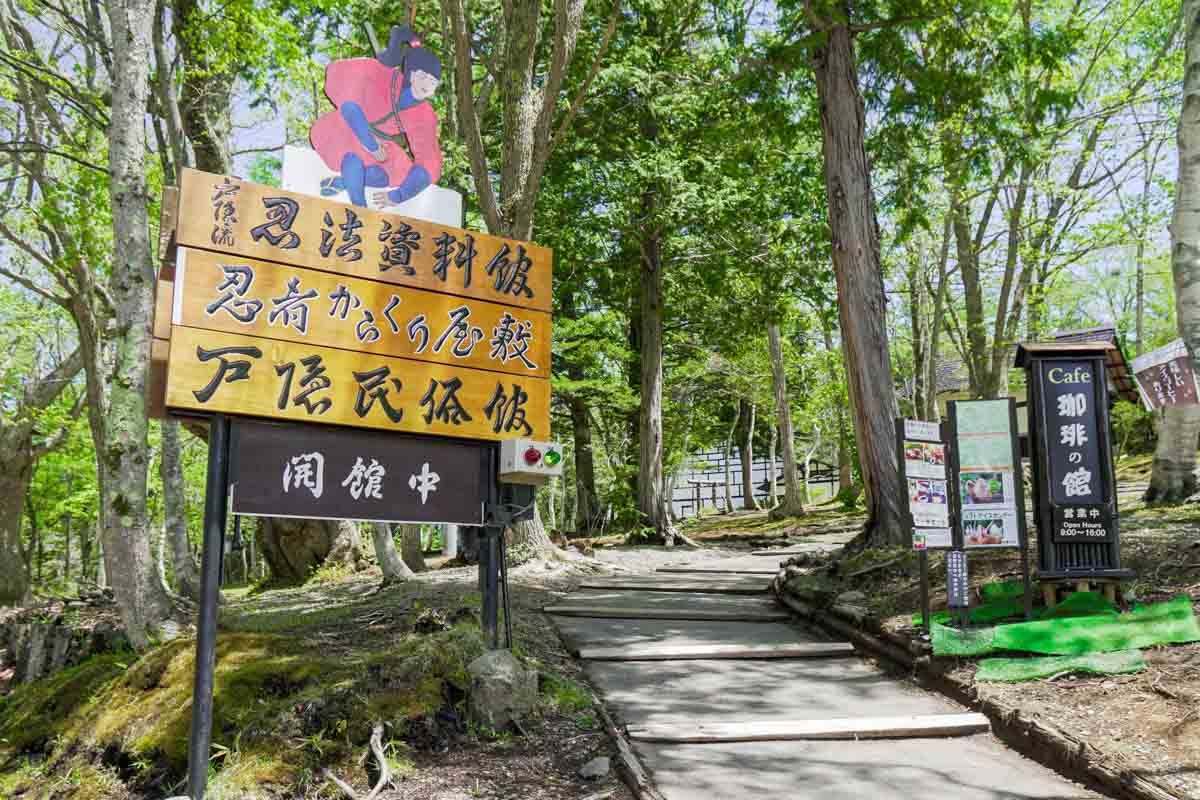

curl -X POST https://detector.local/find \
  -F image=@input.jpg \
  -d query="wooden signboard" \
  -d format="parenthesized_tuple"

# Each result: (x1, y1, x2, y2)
(1016, 342, 1132, 581)
(168, 168, 551, 313)
(173, 247, 550, 379)
(230, 419, 487, 525)
(165, 326, 549, 441)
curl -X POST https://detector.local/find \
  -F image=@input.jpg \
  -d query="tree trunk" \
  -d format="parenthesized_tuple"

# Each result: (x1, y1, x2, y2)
(372, 523, 413, 584)
(258, 518, 365, 582)
(813, 22, 904, 545)
(63, 476, 73, 584)
(739, 399, 760, 510)
(637, 197, 672, 542)
(1152, 3, 1200, 503)
(1146, 405, 1200, 503)
(0, 463, 33, 605)
(767, 320, 805, 517)
(767, 423, 779, 508)
(723, 402, 741, 513)
(508, 504, 557, 555)
(102, 0, 175, 647)
(160, 420, 201, 601)
(400, 524, 427, 572)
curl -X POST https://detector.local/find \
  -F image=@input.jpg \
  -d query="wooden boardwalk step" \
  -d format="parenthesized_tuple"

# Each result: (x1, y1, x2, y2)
(750, 548, 824, 556)
(655, 566, 779, 576)
(577, 580, 767, 595)
(544, 605, 791, 622)
(626, 713, 991, 743)
(578, 641, 856, 661)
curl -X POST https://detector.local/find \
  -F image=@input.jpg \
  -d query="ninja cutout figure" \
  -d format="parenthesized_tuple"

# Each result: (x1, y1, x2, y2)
(310, 25, 443, 209)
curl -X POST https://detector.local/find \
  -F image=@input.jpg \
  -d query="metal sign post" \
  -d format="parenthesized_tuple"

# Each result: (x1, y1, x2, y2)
(186, 414, 231, 800)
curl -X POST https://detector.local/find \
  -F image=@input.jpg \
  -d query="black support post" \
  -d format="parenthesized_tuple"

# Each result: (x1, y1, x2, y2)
(187, 414, 231, 800)
(481, 528, 500, 648)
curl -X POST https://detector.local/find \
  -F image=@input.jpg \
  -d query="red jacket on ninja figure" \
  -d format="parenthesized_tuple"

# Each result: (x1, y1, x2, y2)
(310, 25, 443, 209)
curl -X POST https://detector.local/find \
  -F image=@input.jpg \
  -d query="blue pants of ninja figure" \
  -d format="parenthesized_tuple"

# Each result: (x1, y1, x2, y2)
(338, 154, 433, 208)
(339, 154, 390, 207)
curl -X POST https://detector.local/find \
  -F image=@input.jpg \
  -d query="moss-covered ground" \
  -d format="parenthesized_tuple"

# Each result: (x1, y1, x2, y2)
(0, 564, 629, 800)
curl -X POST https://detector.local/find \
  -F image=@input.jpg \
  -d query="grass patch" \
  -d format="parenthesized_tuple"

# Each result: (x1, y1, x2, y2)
(539, 673, 593, 712)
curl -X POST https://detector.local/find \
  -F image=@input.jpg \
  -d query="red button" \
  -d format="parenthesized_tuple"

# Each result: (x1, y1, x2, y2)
(524, 447, 542, 465)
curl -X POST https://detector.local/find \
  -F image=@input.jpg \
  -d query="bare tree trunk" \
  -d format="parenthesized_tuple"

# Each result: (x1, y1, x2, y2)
(399, 525, 427, 573)
(508, 504, 558, 555)
(160, 420, 200, 601)
(767, 423, 779, 508)
(258, 518, 366, 581)
(1146, 405, 1200, 503)
(637, 196, 673, 542)
(567, 401, 591, 534)
(767, 320, 805, 517)
(739, 399, 760, 510)
(0, 465, 33, 605)
(813, 22, 904, 546)
(372, 523, 413, 584)
(723, 401, 741, 513)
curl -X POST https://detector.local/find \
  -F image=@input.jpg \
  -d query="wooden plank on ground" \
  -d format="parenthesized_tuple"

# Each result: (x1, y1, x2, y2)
(750, 548, 829, 556)
(577, 580, 768, 595)
(626, 713, 991, 743)
(579, 641, 856, 661)
(544, 605, 791, 622)
(655, 566, 779, 576)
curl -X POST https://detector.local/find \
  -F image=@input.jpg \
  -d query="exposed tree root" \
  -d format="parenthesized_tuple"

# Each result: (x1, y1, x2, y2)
(322, 722, 390, 800)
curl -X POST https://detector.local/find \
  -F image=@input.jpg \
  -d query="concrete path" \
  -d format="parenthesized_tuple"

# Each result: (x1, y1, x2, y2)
(552, 557, 1105, 799)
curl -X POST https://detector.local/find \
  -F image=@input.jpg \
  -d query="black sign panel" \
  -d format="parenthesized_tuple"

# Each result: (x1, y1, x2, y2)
(947, 550, 969, 608)
(1040, 361, 1107, 506)
(230, 419, 486, 525)
(1052, 505, 1114, 543)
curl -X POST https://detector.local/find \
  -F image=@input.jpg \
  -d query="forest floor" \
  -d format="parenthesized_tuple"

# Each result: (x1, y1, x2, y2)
(0, 557, 649, 800)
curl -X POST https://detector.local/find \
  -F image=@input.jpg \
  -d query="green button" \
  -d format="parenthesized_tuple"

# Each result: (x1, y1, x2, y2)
(543, 449, 562, 466)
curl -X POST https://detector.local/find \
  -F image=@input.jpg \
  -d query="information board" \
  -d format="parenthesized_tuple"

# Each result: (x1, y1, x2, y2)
(951, 400, 1022, 549)
(897, 418, 952, 551)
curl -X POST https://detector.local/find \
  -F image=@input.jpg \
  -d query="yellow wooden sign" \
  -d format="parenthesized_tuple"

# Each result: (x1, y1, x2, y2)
(171, 168, 552, 313)
(165, 326, 550, 441)
(174, 247, 550, 379)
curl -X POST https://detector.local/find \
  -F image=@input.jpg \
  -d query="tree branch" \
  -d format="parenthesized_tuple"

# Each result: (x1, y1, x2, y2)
(548, 0, 620, 156)
(442, 0, 503, 233)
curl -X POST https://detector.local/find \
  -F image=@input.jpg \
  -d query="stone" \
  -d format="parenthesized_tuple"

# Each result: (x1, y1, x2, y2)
(466, 649, 537, 729)
(836, 590, 868, 605)
(578, 756, 611, 780)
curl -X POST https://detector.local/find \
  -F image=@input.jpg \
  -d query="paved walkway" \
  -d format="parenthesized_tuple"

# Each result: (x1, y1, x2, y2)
(551, 550, 1106, 800)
